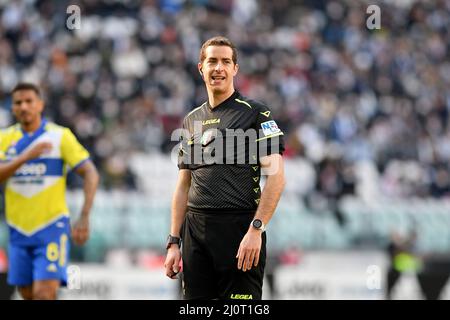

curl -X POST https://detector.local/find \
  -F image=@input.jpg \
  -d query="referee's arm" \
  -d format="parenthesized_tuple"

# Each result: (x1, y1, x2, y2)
(165, 169, 191, 278)
(236, 153, 285, 272)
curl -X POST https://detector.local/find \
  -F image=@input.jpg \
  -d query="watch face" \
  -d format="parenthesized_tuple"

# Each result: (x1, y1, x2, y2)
(253, 219, 262, 229)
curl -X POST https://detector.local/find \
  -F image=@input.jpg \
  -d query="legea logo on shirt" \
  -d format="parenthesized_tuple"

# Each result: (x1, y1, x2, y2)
(261, 120, 281, 136)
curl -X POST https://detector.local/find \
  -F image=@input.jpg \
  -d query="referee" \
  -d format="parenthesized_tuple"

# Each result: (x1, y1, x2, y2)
(164, 36, 285, 300)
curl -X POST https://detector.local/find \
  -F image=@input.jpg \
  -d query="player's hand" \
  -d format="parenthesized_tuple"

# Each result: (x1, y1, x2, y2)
(164, 246, 182, 279)
(22, 142, 52, 161)
(236, 229, 262, 272)
(71, 216, 90, 246)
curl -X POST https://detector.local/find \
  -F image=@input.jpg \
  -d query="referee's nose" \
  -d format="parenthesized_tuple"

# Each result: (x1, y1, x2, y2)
(214, 62, 224, 72)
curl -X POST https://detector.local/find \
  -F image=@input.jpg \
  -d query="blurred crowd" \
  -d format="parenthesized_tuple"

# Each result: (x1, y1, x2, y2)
(0, 0, 449, 197)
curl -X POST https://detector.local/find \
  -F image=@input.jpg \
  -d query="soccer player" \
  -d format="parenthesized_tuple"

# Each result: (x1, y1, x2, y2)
(164, 36, 285, 299)
(0, 83, 99, 300)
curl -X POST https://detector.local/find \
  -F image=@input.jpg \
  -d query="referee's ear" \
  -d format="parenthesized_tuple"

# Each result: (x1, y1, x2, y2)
(233, 63, 239, 76)
(197, 63, 204, 78)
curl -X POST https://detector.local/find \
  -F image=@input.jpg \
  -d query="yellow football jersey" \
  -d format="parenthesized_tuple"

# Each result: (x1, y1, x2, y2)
(0, 119, 89, 237)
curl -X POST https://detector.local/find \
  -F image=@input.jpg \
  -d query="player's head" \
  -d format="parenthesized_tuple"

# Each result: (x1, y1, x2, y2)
(198, 36, 239, 95)
(11, 82, 44, 128)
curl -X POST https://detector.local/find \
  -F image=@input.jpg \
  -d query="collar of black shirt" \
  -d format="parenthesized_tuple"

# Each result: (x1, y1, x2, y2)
(206, 90, 240, 111)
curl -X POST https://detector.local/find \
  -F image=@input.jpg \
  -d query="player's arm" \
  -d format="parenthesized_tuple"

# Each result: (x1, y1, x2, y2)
(0, 142, 52, 183)
(165, 169, 191, 279)
(236, 153, 285, 271)
(71, 160, 99, 246)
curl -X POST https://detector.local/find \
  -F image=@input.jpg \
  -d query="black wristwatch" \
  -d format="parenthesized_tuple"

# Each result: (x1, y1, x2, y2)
(166, 235, 181, 250)
(251, 219, 266, 232)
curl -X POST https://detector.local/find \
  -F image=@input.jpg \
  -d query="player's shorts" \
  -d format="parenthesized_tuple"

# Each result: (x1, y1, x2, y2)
(181, 209, 266, 300)
(7, 218, 70, 287)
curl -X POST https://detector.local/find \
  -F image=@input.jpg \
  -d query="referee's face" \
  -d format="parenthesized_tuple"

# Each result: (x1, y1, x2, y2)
(199, 45, 238, 95)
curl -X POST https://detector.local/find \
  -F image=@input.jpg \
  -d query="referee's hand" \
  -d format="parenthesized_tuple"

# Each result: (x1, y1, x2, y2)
(165, 246, 181, 279)
(236, 229, 262, 272)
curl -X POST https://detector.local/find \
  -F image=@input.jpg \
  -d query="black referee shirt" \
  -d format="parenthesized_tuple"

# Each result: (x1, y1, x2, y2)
(178, 91, 285, 212)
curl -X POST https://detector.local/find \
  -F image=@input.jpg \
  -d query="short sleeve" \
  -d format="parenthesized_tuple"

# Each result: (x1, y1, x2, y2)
(255, 105, 285, 157)
(60, 128, 90, 169)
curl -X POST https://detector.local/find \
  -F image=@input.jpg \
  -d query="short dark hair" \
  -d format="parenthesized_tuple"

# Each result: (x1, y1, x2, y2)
(11, 83, 41, 97)
(199, 36, 237, 65)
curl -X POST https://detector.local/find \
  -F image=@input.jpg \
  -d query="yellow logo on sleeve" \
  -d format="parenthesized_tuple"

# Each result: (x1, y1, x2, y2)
(202, 119, 221, 125)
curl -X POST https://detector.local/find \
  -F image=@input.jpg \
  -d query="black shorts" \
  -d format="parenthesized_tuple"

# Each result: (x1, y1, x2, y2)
(181, 210, 266, 300)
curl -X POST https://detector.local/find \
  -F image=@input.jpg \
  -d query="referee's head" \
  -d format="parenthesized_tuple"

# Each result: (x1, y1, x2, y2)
(198, 36, 239, 96)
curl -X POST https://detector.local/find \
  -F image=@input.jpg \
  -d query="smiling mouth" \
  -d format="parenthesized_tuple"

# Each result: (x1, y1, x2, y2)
(211, 76, 225, 80)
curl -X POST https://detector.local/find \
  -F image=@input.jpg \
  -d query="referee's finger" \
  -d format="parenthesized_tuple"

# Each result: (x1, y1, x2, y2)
(172, 258, 180, 273)
(242, 251, 248, 271)
(254, 250, 260, 267)
(240, 250, 247, 271)
(245, 250, 256, 271)
(164, 256, 171, 271)
(165, 263, 174, 278)
(237, 248, 244, 270)
(243, 249, 253, 272)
